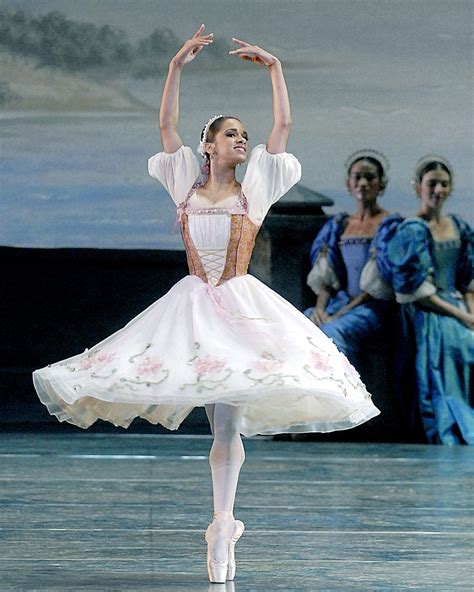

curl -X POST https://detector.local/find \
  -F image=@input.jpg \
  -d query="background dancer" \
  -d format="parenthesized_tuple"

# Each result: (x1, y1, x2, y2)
(306, 151, 402, 369)
(388, 156, 474, 444)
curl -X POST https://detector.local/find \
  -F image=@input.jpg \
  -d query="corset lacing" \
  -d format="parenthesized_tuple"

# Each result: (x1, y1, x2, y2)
(198, 249, 226, 286)
(178, 183, 250, 287)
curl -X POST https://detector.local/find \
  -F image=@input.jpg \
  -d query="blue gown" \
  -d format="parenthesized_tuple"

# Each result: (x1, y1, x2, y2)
(306, 213, 402, 368)
(388, 215, 474, 444)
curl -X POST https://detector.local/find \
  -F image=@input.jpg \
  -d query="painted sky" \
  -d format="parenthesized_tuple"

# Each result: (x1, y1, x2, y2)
(3, 0, 473, 191)
(1, 0, 472, 248)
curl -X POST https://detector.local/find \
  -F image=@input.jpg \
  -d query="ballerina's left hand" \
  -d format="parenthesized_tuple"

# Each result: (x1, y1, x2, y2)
(229, 38, 280, 67)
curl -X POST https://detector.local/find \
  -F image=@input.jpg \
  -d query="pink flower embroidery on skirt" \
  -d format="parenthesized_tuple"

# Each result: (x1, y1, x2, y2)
(194, 355, 227, 377)
(341, 355, 361, 380)
(310, 350, 333, 373)
(80, 352, 116, 370)
(136, 357, 164, 376)
(251, 356, 283, 373)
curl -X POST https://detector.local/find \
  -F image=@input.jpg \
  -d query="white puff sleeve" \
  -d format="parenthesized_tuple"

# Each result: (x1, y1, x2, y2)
(359, 251, 394, 300)
(148, 146, 200, 205)
(307, 253, 340, 294)
(242, 144, 302, 225)
(395, 280, 437, 303)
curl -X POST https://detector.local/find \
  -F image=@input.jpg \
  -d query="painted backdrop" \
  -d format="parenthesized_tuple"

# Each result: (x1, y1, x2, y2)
(1, 0, 472, 248)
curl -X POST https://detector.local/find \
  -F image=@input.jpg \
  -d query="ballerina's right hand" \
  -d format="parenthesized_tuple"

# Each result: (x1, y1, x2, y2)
(171, 24, 213, 66)
(229, 38, 279, 67)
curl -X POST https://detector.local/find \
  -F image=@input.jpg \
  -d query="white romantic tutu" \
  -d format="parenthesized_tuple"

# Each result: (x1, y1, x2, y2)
(33, 274, 380, 436)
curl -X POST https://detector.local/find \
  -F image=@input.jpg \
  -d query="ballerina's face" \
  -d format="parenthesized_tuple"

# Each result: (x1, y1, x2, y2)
(346, 160, 382, 205)
(416, 169, 451, 213)
(205, 118, 249, 164)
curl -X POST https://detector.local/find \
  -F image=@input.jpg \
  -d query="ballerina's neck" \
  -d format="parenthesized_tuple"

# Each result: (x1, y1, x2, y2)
(199, 173, 242, 205)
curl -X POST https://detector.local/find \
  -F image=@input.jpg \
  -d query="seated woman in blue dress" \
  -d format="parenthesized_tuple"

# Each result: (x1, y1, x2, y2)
(306, 150, 402, 369)
(388, 156, 474, 444)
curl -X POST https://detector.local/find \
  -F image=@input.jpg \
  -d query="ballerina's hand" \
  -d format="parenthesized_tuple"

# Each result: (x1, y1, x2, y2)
(172, 24, 213, 66)
(229, 38, 279, 67)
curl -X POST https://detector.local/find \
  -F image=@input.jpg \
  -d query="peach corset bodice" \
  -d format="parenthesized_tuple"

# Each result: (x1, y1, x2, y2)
(179, 189, 260, 287)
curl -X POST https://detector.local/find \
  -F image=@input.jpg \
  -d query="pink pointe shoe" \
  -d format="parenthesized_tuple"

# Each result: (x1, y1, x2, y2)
(226, 519, 245, 581)
(205, 514, 245, 583)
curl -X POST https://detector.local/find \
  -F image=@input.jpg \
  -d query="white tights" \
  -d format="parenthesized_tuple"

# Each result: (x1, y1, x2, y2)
(205, 403, 245, 517)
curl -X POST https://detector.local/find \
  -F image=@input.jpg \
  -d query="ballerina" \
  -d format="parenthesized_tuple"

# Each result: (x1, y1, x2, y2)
(33, 25, 380, 583)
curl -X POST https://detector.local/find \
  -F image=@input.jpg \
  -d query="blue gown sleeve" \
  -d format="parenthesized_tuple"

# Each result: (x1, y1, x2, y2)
(309, 213, 348, 287)
(387, 219, 433, 295)
(373, 213, 404, 283)
(452, 215, 474, 292)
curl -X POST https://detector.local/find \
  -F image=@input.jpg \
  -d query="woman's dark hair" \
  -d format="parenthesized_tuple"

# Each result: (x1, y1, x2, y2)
(201, 116, 241, 145)
(347, 156, 385, 180)
(415, 160, 452, 184)
(346, 155, 388, 191)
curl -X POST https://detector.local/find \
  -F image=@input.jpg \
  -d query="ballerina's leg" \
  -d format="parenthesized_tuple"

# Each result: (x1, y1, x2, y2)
(206, 402, 245, 515)
(204, 402, 245, 580)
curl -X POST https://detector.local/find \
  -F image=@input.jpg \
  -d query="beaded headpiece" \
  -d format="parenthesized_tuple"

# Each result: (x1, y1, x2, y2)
(413, 154, 453, 185)
(344, 149, 390, 176)
(197, 114, 227, 158)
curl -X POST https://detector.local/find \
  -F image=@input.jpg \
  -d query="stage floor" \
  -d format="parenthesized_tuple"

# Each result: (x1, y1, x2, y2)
(0, 433, 473, 591)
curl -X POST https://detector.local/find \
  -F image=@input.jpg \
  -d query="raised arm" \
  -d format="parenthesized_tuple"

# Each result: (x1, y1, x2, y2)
(230, 39, 292, 154)
(159, 25, 214, 154)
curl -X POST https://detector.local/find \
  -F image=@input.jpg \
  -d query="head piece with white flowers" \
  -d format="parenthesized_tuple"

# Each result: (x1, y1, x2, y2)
(413, 154, 453, 187)
(345, 149, 390, 191)
(197, 114, 228, 158)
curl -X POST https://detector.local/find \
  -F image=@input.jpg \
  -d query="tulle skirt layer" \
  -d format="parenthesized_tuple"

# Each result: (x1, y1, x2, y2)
(33, 275, 379, 436)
